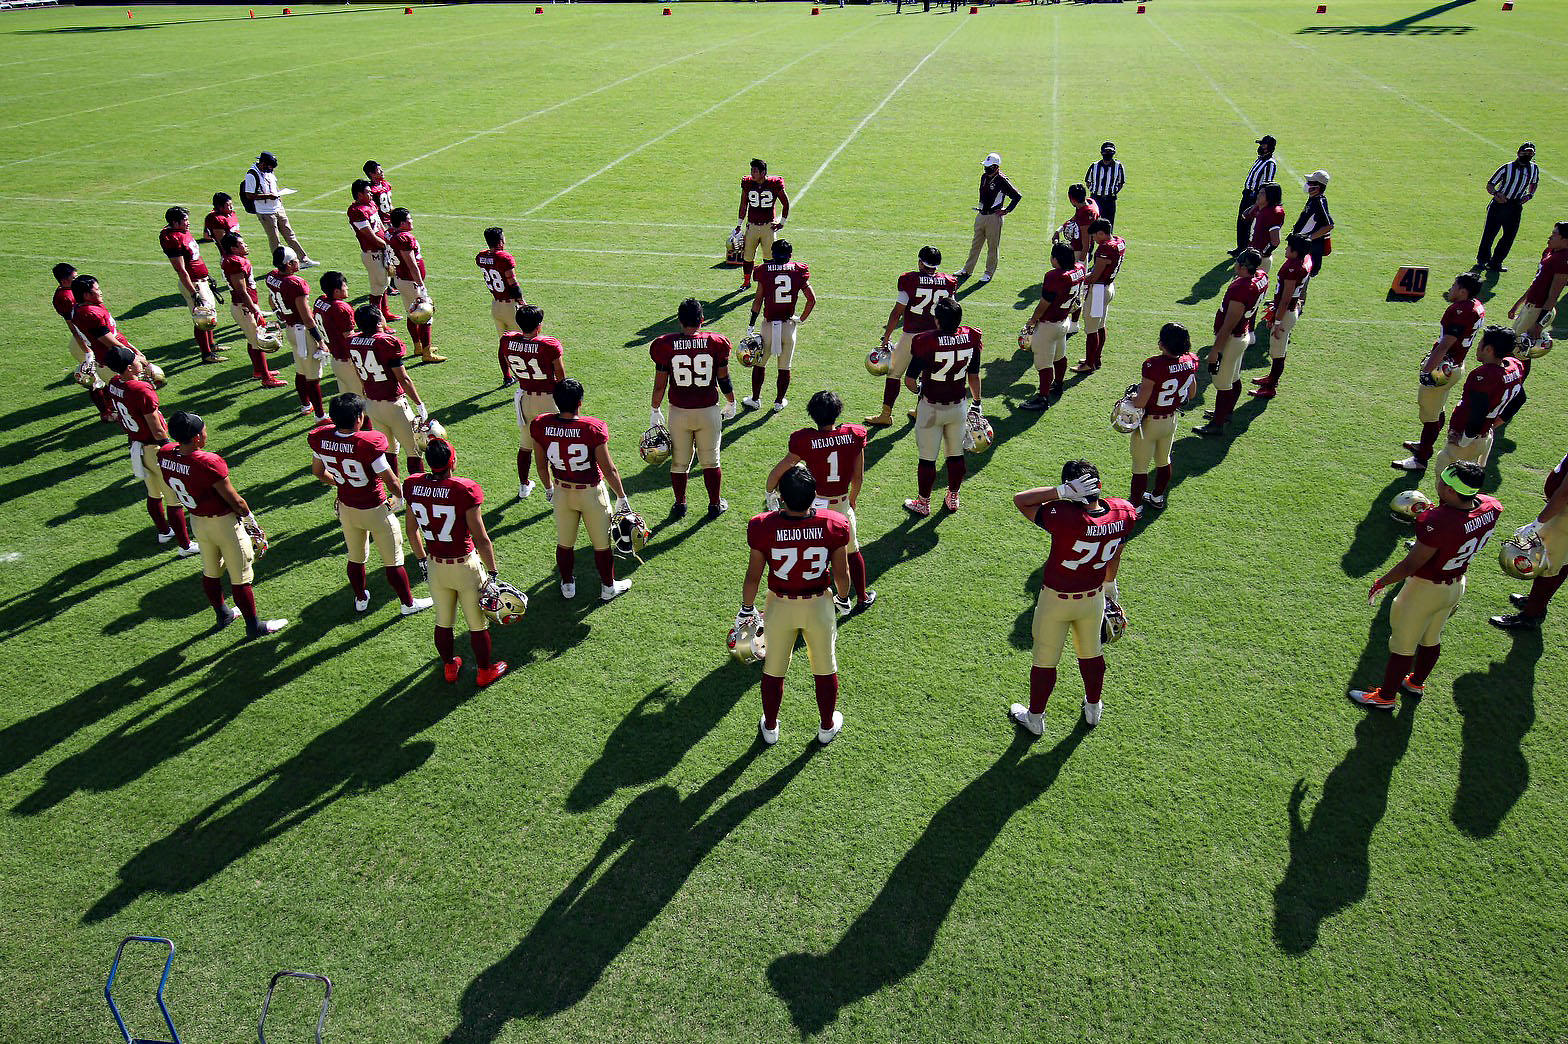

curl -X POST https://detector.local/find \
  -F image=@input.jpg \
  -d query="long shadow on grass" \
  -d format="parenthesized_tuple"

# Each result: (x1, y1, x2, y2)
(1451, 629, 1541, 839)
(84, 663, 464, 923)
(1178, 259, 1235, 306)
(768, 726, 1085, 1036)
(1340, 474, 1424, 579)
(619, 291, 754, 349)
(0, 531, 169, 644)
(444, 743, 814, 1042)
(1272, 597, 1414, 955)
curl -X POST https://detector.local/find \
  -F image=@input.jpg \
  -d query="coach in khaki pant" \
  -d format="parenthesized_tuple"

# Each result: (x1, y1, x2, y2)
(955, 152, 1022, 285)
(243, 152, 314, 267)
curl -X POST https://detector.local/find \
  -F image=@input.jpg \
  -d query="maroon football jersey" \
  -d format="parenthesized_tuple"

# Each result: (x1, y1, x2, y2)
(72, 302, 130, 362)
(757, 260, 809, 320)
(403, 473, 484, 559)
(1065, 200, 1100, 254)
(1524, 247, 1568, 307)
(52, 285, 74, 323)
(160, 227, 209, 281)
(650, 331, 730, 410)
(529, 413, 609, 486)
(347, 331, 407, 401)
(499, 333, 563, 394)
(105, 376, 162, 444)
(157, 446, 232, 516)
(1089, 235, 1125, 284)
(908, 327, 981, 405)
(1215, 270, 1270, 336)
(314, 296, 357, 361)
(741, 175, 786, 224)
(348, 200, 385, 252)
(747, 508, 851, 597)
(1271, 255, 1313, 311)
(788, 424, 867, 500)
(221, 254, 260, 306)
(309, 426, 390, 510)
(1412, 494, 1502, 583)
(1436, 297, 1485, 365)
(1034, 497, 1138, 594)
(1038, 264, 1087, 323)
(476, 249, 519, 301)
(896, 270, 957, 334)
(367, 177, 393, 221)
(1449, 357, 1524, 438)
(265, 269, 312, 324)
(1248, 203, 1285, 252)
(1141, 352, 1200, 417)
(1545, 451, 1567, 501)
(204, 210, 238, 256)
(389, 229, 425, 282)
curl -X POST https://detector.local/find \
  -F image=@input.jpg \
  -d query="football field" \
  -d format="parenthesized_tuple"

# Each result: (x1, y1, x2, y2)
(2, 1, 1566, 1040)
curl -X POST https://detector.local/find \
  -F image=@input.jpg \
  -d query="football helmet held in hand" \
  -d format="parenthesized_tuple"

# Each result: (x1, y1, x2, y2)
(480, 576, 529, 625)
(728, 611, 766, 664)
(962, 411, 994, 454)
(639, 424, 672, 466)
(1516, 328, 1553, 360)
(1424, 358, 1458, 387)
(865, 343, 892, 376)
(611, 508, 650, 558)
(191, 305, 218, 331)
(142, 360, 167, 388)
(242, 513, 268, 557)
(73, 358, 97, 388)
(1110, 383, 1144, 434)
(1499, 524, 1549, 580)
(725, 225, 745, 266)
(736, 333, 766, 368)
(1389, 489, 1433, 523)
(406, 296, 434, 325)
(1101, 597, 1128, 645)
(1017, 326, 1034, 351)
(412, 415, 445, 452)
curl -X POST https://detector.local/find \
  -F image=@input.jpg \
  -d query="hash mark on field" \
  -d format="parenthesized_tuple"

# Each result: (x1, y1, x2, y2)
(523, 23, 874, 216)
(794, 19, 969, 204)
(0, 553, 20, 564)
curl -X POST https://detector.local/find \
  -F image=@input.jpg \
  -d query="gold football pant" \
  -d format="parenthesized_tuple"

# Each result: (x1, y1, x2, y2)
(1130, 413, 1178, 474)
(130, 441, 175, 503)
(553, 481, 612, 551)
(1031, 586, 1105, 668)
(888, 331, 916, 379)
(1389, 576, 1464, 656)
(1416, 365, 1461, 424)
(743, 221, 775, 265)
(366, 397, 419, 460)
(360, 249, 392, 296)
(757, 318, 798, 369)
(669, 403, 721, 472)
(1083, 282, 1115, 335)
(340, 501, 403, 566)
(289, 324, 325, 381)
(1031, 319, 1070, 369)
(1430, 432, 1493, 486)
(330, 357, 364, 397)
(514, 390, 555, 452)
(1269, 307, 1299, 360)
(1213, 334, 1248, 392)
(1539, 512, 1568, 579)
(914, 398, 967, 460)
(430, 552, 487, 631)
(821, 495, 860, 553)
(192, 512, 255, 585)
(492, 298, 521, 335)
(762, 591, 838, 677)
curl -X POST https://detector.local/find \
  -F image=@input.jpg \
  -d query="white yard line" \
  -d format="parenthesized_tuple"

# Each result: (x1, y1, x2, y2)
(0, 101, 277, 172)
(522, 24, 872, 217)
(794, 19, 969, 204)
(116, 149, 260, 192)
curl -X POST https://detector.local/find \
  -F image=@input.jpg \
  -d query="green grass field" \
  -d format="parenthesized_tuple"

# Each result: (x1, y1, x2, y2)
(2, 1, 1566, 1040)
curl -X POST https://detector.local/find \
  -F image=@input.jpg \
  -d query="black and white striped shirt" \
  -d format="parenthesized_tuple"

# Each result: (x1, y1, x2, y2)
(1488, 160, 1540, 202)
(1084, 159, 1125, 197)
(1243, 156, 1277, 194)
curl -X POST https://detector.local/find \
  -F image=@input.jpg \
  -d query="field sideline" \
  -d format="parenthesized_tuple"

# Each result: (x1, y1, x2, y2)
(1, 2, 1565, 1041)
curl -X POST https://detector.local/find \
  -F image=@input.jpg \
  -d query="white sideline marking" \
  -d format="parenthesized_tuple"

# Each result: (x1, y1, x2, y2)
(300, 28, 768, 206)
(522, 24, 873, 216)
(794, 19, 969, 204)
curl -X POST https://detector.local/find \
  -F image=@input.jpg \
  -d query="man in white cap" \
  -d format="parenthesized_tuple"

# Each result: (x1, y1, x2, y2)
(955, 152, 1022, 286)
(1291, 169, 1335, 277)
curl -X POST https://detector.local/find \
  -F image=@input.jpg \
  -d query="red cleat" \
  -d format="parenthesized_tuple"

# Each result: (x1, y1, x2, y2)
(443, 656, 463, 683)
(1248, 386, 1276, 399)
(260, 374, 287, 389)
(1348, 687, 1396, 710)
(1249, 376, 1274, 386)
(477, 661, 510, 687)
(383, 314, 403, 323)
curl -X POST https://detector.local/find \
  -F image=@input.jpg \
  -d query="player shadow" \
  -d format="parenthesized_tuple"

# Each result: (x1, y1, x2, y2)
(1272, 597, 1415, 955)
(443, 743, 814, 1041)
(1008, 564, 1047, 651)
(0, 403, 116, 472)
(113, 294, 185, 323)
(15, 588, 403, 817)
(1178, 259, 1235, 306)
(0, 530, 175, 642)
(1451, 629, 1541, 839)
(618, 296, 752, 349)
(857, 509, 943, 589)
(1339, 474, 1420, 579)
(1, 443, 123, 514)
(1298, 0, 1474, 35)
(1164, 395, 1267, 487)
(83, 662, 468, 924)
(768, 726, 1086, 1036)
(566, 660, 759, 812)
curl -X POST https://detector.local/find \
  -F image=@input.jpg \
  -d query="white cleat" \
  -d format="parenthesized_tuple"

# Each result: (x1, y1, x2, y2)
(600, 578, 632, 601)
(1082, 697, 1102, 727)
(759, 716, 780, 746)
(157, 529, 176, 544)
(354, 592, 371, 613)
(519, 480, 535, 499)
(771, 398, 789, 413)
(401, 596, 434, 616)
(1009, 702, 1044, 737)
(171, 542, 200, 557)
(817, 710, 844, 745)
(560, 580, 576, 599)
(740, 396, 762, 410)
(247, 618, 288, 639)
(298, 257, 319, 269)
(977, 273, 992, 284)
(1391, 456, 1426, 473)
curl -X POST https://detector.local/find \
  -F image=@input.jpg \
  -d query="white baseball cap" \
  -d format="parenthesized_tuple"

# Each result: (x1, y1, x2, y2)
(1306, 169, 1330, 186)
(983, 152, 1001, 168)
(278, 247, 299, 265)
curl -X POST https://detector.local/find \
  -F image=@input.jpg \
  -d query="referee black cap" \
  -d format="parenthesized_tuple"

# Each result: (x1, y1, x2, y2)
(258, 150, 278, 164)
(1256, 135, 1276, 148)
(1101, 141, 1116, 153)
(1518, 141, 1535, 153)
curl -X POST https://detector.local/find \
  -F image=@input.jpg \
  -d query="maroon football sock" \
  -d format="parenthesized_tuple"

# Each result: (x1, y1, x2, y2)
(848, 551, 868, 600)
(882, 377, 900, 412)
(814, 673, 839, 730)
(555, 544, 574, 583)
(1408, 644, 1441, 687)
(1086, 329, 1105, 368)
(743, 260, 754, 281)
(385, 566, 414, 605)
(671, 470, 688, 505)
(1029, 666, 1057, 715)
(233, 583, 259, 627)
(196, 326, 215, 356)
(294, 374, 310, 409)
(379, 294, 395, 320)
(1130, 473, 1148, 505)
(1154, 464, 1172, 497)
(516, 449, 531, 486)
(416, 323, 432, 351)
(167, 506, 191, 549)
(1214, 386, 1241, 425)
(247, 347, 267, 377)
(775, 369, 791, 402)
(1525, 572, 1566, 617)
(1037, 368, 1051, 395)
(1416, 418, 1443, 461)
(307, 380, 324, 418)
(917, 459, 937, 499)
(751, 365, 766, 400)
(945, 454, 966, 493)
(201, 575, 226, 613)
(385, 453, 400, 478)
(435, 625, 456, 663)
(703, 467, 722, 505)
(1379, 652, 1414, 699)
(1053, 357, 1068, 391)
(347, 561, 368, 598)
(406, 320, 420, 347)
(147, 497, 169, 536)
(594, 548, 616, 586)
(407, 456, 424, 475)
(89, 386, 110, 417)
(1267, 356, 1286, 385)
(761, 673, 785, 730)
(469, 628, 494, 669)
(1079, 655, 1106, 704)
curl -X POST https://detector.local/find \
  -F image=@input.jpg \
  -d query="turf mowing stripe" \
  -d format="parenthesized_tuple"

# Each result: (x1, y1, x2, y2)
(114, 148, 262, 192)
(521, 21, 877, 217)
(794, 18, 969, 204)
(0, 101, 276, 172)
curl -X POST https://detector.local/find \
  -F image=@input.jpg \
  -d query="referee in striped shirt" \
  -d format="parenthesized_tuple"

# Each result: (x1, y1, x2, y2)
(1085, 142, 1125, 228)
(1475, 142, 1540, 273)
(1232, 135, 1277, 257)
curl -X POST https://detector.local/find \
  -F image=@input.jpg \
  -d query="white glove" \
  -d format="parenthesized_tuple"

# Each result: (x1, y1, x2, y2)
(1104, 579, 1121, 604)
(650, 407, 664, 428)
(765, 490, 781, 512)
(1454, 433, 1476, 448)
(615, 496, 632, 514)
(1519, 520, 1543, 543)
(1055, 473, 1101, 503)
(735, 605, 756, 629)
(746, 325, 756, 337)
(834, 596, 853, 618)
(417, 402, 429, 422)
(720, 401, 737, 421)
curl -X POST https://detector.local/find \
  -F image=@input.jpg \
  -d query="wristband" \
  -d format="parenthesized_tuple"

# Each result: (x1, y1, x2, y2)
(717, 375, 733, 395)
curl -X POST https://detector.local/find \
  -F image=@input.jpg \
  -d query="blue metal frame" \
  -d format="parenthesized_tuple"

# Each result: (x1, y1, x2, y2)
(104, 936, 182, 1044)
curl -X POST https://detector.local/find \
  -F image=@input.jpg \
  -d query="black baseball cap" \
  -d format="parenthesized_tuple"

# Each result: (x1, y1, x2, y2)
(1101, 141, 1116, 153)
(258, 151, 278, 164)
(1256, 135, 1276, 147)
(1519, 141, 1536, 152)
